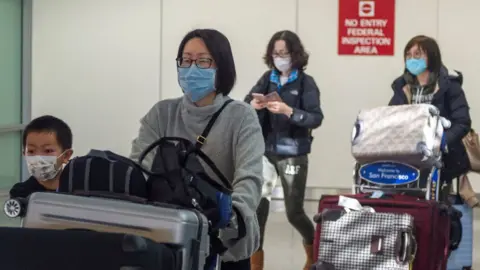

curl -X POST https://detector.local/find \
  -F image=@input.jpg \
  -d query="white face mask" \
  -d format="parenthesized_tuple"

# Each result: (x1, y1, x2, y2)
(273, 57, 292, 73)
(25, 154, 63, 181)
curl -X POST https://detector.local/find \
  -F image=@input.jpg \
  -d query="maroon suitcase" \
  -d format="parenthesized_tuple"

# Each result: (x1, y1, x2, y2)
(313, 194, 451, 270)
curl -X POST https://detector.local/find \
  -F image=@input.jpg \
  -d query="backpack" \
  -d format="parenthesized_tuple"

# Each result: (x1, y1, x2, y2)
(140, 100, 235, 230)
(139, 100, 237, 260)
(58, 150, 148, 198)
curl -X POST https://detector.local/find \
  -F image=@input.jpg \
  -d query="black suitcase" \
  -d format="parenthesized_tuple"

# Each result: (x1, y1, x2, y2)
(0, 227, 180, 270)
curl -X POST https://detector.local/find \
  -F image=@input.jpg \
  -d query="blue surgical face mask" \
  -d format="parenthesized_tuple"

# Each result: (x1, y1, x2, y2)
(178, 66, 216, 102)
(405, 58, 427, 76)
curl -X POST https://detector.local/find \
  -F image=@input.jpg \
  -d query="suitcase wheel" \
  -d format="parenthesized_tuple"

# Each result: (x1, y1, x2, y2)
(3, 198, 24, 218)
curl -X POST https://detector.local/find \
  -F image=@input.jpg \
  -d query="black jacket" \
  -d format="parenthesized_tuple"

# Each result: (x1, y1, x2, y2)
(389, 67, 472, 180)
(244, 70, 323, 156)
(9, 177, 51, 198)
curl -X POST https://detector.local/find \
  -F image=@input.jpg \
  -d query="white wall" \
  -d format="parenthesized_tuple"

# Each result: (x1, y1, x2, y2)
(161, 0, 296, 101)
(31, 0, 480, 190)
(31, 0, 161, 156)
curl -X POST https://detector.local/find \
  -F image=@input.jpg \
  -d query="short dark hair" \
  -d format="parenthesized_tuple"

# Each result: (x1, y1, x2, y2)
(23, 115, 73, 150)
(404, 35, 443, 74)
(264, 30, 309, 70)
(176, 29, 236, 96)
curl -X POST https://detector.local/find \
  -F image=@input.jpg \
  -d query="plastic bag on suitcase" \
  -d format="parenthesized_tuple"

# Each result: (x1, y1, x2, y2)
(351, 104, 449, 168)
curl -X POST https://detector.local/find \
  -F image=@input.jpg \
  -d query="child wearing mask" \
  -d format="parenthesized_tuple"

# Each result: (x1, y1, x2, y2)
(9, 115, 73, 198)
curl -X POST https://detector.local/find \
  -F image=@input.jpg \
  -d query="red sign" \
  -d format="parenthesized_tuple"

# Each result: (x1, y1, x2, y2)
(338, 0, 395, 56)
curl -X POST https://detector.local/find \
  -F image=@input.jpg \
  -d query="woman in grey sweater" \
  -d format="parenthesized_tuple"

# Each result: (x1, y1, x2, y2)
(129, 29, 264, 269)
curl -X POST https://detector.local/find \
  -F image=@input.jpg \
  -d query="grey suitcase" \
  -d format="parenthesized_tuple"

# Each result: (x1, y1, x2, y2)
(22, 192, 210, 270)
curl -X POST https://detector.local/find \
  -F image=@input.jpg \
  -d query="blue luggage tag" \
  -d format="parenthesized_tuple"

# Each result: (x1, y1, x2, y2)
(215, 192, 232, 229)
(440, 133, 448, 153)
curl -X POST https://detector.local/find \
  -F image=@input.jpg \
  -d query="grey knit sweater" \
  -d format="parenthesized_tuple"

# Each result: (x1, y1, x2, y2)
(129, 94, 264, 262)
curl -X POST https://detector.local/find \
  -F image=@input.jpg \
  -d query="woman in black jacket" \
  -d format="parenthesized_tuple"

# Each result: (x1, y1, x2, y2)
(389, 35, 472, 186)
(244, 30, 323, 270)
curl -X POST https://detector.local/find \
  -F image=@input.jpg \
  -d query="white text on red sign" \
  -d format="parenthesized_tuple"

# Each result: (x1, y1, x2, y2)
(341, 18, 391, 55)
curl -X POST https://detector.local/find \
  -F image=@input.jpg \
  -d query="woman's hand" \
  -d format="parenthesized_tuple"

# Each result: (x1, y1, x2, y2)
(250, 99, 266, 110)
(266, 101, 293, 117)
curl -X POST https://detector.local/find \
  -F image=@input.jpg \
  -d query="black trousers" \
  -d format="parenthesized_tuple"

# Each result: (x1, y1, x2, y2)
(256, 154, 315, 250)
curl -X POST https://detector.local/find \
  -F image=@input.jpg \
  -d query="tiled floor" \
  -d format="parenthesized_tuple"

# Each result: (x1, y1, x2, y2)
(0, 196, 477, 269)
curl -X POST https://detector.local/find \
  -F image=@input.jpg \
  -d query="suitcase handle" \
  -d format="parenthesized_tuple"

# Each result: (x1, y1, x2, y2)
(428, 106, 440, 116)
(72, 190, 189, 210)
(72, 190, 148, 204)
(351, 120, 361, 144)
(395, 229, 416, 265)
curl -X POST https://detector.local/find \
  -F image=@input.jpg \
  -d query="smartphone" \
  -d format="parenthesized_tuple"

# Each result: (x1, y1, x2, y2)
(252, 93, 267, 103)
(265, 92, 282, 102)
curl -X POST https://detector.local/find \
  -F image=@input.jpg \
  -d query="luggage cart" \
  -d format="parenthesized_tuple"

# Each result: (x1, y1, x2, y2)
(350, 104, 449, 201)
(351, 153, 472, 270)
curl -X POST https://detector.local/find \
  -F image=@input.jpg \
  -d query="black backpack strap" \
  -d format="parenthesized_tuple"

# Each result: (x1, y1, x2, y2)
(84, 158, 93, 192)
(195, 99, 234, 148)
(187, 148, 233, 191)
(68, 158, 77, 192)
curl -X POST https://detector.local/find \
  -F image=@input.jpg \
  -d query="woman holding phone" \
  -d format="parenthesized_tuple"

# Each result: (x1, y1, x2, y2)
(244, 30, 323, 270)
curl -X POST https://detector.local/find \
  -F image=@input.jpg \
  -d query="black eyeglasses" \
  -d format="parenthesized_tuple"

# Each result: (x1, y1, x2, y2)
(176, 57, 213, 69)
(405, 49, 424, 60)
(272, 52, 290, 58)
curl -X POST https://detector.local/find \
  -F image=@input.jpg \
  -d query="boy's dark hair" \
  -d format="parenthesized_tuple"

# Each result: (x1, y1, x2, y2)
(264, 30, 309, 71)
(22, 115, 73, 150)
(177, 29, 237, 96)
(403, 35, 443, 74)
